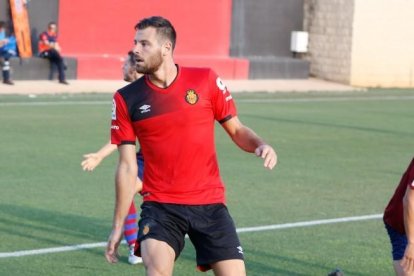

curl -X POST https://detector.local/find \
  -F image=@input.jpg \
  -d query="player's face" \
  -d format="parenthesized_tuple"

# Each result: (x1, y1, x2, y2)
(122, 56, 141, 82)
(133, 27, 164, 74)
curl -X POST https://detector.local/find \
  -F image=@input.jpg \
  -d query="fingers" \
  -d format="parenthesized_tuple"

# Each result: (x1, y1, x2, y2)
(255, 145, 277, 170)
(81, 154, 97, 171)
(105, 243, 119, 264)
(402, 257, 414, 273)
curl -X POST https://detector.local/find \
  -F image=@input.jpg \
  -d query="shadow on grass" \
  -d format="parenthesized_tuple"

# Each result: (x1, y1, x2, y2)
(0, 203, 110, 257)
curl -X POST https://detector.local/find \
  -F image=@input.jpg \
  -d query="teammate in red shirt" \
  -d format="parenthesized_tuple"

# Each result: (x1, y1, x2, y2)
(82, 52, 143, 265)
(105, 16, 277, 275)
(384, 157, 414, 275)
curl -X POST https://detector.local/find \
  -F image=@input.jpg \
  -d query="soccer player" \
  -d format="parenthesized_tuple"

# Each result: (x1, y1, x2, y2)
(38, 21, 68, 85)
(105, 16, 277, 275)
(384, 157, 414, 276)
(82, 52, 143, 265)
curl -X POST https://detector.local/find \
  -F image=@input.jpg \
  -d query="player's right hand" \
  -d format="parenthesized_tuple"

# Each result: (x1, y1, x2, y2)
(105, 228, 123, 263)
(401, 243, 414, 273)
(81, 153, 102, 171)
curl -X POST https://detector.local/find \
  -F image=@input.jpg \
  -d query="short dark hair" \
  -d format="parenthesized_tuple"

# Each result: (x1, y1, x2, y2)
(0, 21, 6, 29)
(135, 16, 176, 50)
(48, 21, 56, 27)
(127, 51, 135, 65)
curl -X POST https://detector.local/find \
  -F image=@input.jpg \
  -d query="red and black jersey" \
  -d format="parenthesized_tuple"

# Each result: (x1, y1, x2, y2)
(38, 31, 57, 53)
(383, 158, 414, 233)
(111, 66, 237, 205)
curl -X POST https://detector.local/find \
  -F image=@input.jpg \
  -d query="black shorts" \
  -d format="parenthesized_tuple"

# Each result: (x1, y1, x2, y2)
(137, 201, 244, 271)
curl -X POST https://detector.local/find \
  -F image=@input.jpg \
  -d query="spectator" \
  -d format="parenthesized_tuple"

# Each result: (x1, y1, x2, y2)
(38, 21, 68, 85)
(0, 21, 16, 85)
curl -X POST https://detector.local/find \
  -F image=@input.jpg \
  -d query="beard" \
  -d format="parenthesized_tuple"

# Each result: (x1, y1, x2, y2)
(135, 51, 163, 74)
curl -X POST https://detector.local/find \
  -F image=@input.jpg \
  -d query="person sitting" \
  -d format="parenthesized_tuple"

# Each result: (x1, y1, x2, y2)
(0, 21, 17, 85)
(38, 21, 68, 85)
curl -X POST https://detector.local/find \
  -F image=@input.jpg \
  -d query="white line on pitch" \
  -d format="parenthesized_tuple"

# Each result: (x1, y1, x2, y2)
(1, 95, 414, 107)
(0, 213, 382, 258)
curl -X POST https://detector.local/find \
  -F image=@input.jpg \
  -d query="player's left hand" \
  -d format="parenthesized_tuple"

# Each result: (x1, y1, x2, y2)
(105, 228, 123, 264)
(255, 144, 277, 170)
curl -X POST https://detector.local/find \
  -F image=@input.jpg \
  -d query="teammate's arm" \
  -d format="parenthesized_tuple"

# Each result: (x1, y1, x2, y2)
(81, 140, 117, 171)
(221, 116, 277, 170)
(105, 144, 138, 263)
(402, 186, 414, 272)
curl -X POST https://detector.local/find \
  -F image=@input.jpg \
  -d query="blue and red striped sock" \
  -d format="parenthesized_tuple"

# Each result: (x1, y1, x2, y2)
(124, 202, 138, 247)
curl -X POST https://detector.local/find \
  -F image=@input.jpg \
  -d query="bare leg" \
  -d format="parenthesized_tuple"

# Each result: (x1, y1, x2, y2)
(141, 238, 175, 276)
(211, 259, 246, 276)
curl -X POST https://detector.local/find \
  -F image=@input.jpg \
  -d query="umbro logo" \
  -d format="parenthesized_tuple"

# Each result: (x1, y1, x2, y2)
(139, 104, 151, 113)
(237, 246, 244, 255)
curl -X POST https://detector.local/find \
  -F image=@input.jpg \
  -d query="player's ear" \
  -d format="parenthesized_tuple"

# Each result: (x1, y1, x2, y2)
(162, 41, 172, 56)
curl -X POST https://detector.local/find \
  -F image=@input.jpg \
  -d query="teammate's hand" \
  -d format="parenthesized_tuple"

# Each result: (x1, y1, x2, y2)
(255, 144, 277, 170)
(81, 153, 103, 171)
(105, 228, 123, 264)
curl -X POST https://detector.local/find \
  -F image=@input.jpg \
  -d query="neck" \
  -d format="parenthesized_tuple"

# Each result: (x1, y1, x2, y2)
(148, 59, 177, 88)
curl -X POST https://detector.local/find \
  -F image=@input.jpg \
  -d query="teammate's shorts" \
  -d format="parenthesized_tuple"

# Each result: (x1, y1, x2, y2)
(385, 223, 407, 260)
(137, 201, 244, 271)
(136, 151, 144, 180)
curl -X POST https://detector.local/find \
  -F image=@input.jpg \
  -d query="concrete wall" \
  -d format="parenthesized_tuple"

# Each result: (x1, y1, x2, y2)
(303, 0, 354, 84)
(351, 0, 414, 87)
(231, 0, 309, 79)
(304, 0, 414, 87)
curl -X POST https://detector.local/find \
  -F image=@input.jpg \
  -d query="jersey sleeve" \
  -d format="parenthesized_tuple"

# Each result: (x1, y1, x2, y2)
(209, 69, 237, 124)
(405, 158, 414, 190)
(111, 92, 136, 145)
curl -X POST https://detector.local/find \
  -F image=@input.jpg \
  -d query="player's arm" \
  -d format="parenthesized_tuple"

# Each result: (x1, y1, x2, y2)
(221, 116, 277, 170)
(81, 140, 117, 171)
(105, 144, 137, 263)
(402, 186, 414, 272)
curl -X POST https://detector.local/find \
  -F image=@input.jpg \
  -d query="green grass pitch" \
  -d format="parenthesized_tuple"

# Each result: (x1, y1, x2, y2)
(0, 89, 413, 275)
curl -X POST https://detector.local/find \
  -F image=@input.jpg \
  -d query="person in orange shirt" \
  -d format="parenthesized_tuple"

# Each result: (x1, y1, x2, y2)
(38, 21, 68, 84)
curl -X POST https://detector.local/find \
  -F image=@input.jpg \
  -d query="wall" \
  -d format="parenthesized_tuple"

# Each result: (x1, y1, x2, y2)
(303, 0, 354, 84)
(231, 0, 309, 79)
(26, 0, 59, 54)
(58, 0, 248, 79)
(351, 0, 414, 87)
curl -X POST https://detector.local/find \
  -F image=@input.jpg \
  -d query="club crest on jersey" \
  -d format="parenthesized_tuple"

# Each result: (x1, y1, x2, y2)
(185, 89, 199, 105)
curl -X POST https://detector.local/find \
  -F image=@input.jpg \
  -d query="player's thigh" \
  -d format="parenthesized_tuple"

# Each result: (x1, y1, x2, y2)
(141, 238, 175, 274)
(211, 259, 246, 276)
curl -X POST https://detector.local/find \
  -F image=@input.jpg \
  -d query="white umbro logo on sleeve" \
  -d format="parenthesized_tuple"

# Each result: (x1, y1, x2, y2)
(139, 104, 151, 113)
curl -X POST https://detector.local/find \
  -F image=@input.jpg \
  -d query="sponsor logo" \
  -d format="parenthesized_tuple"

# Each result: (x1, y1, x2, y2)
(185, 89, 199, 105)
(237, 246, 244, 255)
(111, 99, 116, 120)
(139, 104, 151, 113)
(111, 125, 119, 130)
(142, 224, 150, 235)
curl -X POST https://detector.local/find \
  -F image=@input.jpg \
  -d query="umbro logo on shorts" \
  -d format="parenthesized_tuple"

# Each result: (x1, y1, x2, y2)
(237, 246, 244, 255)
